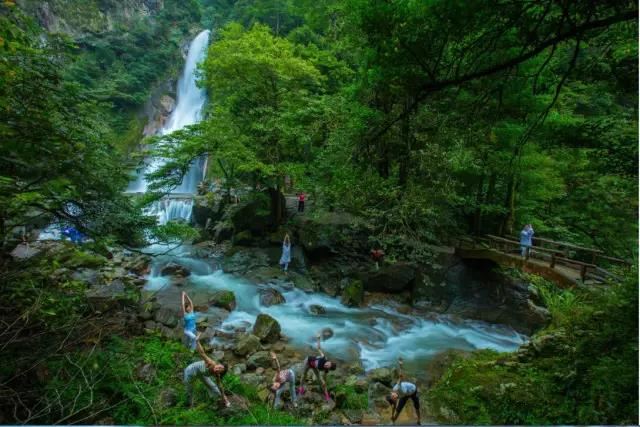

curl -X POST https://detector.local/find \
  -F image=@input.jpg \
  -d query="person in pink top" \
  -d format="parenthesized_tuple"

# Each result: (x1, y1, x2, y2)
(297, 192, 305, 213)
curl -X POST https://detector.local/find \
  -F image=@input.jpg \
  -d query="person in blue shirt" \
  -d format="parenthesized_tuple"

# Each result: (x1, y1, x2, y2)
(181, 291, 198, 351)
(62, 226, 84, 244)
(386, 358, 421, 425)
(520, 224, 534, 257)
(279, 234, 292, 274)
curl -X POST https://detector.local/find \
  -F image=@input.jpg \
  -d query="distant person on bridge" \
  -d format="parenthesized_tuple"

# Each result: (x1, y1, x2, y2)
(520, 224, 534, 257)
(279, 233, 292, 274)
(297, 192, 305, 213)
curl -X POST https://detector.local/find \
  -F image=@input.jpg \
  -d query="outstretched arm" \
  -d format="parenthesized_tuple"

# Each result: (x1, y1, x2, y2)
(185, 293, 194, 310)
(315, 335, 325, 357)
(181, 292, 187, 315)
(196, 337, 216, 366)
(270, 351, 281, 372)
(396, 357, 404, 385)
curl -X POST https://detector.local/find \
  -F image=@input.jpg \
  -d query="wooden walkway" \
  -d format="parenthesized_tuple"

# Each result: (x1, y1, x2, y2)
(457, 235, 631, 287)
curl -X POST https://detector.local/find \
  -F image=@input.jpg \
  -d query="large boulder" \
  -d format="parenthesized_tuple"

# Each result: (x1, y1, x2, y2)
(362, 262, 416, 293)
(252, 313, 281, 343)
(367, 382, 391, 412)
(341, 279, 364, 307)
(222, 247, 270, 274)
(259, 288, 286, 306)
(247, 351, 273, 370)
(85, 279, 130, 312)
(209, 290, 236, 311)
(368, 367, 394, 387)
(154, 307, 179, 328)
(160, 262, 190, 277)
(228, 194, 273, 235)
(309, 304, 326, 315)
(234, 334, 262, 357)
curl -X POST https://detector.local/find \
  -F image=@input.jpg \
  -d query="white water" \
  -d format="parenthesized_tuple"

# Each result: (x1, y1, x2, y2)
(144, 251, 527, 375)
(127, 30, 211, 224)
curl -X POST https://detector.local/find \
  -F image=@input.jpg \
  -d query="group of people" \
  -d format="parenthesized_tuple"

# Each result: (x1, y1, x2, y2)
(179, 291, 421, 423)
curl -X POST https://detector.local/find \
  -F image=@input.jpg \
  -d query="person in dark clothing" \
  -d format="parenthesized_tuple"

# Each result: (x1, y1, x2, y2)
(297, 334, 337, 401)
(297, 192, 305, 213)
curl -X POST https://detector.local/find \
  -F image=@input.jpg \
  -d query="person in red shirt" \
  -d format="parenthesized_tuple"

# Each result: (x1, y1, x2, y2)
(297, 192, 306, 213)
(371, 248, 385, 270)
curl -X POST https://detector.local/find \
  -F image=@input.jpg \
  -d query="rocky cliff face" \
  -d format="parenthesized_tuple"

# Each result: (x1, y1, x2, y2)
(17, 0, 164, 36)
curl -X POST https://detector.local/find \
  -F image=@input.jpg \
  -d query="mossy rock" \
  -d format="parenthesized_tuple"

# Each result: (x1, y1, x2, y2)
(234, 334, 262, 357)
(341, 279, 364, 307)
(209, 290, 236, 311)
(252, 313, 281, 343)
(232, 230, 255, 246)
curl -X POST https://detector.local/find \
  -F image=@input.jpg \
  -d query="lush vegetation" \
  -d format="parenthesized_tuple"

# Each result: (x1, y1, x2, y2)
(428, 269, 638, 424)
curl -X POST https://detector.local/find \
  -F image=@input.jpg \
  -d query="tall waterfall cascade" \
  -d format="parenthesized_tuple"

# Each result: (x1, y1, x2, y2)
(127, 30, 211, 224)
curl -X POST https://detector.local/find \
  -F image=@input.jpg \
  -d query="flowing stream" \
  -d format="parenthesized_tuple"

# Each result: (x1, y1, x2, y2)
(126, 29, 211, 224)
(144, 246, 527, 376)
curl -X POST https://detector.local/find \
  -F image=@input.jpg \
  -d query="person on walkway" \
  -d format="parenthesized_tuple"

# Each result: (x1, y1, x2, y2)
(269, 351, 298, 409)
(297, 192, 305, 213)
(370, 248, 385, 270)
(386, 358, 421, 425)
(183, 336, 230, 407)
(298, 334, 337, 401)
(182, 291, 198, 351)
(279, 234, 292, 274)
(520, 224, 535, 258)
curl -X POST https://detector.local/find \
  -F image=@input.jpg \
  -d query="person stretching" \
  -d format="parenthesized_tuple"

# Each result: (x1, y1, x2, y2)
(269, 351, 297, 409)
(386, 358, 421, 425)
(298, 334, 337, 401)
(279, 234, 292, 274)
(182, 291, 198, 351)
(183, 337, 230, 408)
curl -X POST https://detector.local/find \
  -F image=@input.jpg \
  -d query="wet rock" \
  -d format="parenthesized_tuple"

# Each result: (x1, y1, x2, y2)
(232, 363, 247, 375)
(160, 262, 190, 277)
(128, 256, 151, 275)
(209, 290, 236, 311)
(368, 367, 393, 387)
(309, 304, 326, 315)
(135, 363, 156, 382)
(159, 325, 181, 340)
(218, 394, 250, 417)
(290, 272, 316, 292)
(222, 247, 270, 274)
(247, 351, 273, 370)
(259, 288, 286, 306)
(341, 279, 364, 307)
(158, 387, 178, 408)
(71, 268, 102, 286)
(367, 382, 391, 411)
(154, 307, 179, 328)
(362, 262, 416, 293)
(320, 327, 334, 340)
(252, 313, 281, 343)
(85, 279, 128, 312)
(234, 334, 262, 357)
(240, 372, 265, 387)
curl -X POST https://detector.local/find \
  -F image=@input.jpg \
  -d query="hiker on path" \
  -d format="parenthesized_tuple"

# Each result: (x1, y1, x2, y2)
(520, 224, 535, 257)
(182, 291, 198, 351)
(279, 233, 292, 274)
(269, 351, 298, 409)
(297, 192, 305, 213)
(298, 334, 337, 401)
(386, 358, 421, 425)
(183, 337, 230, 407)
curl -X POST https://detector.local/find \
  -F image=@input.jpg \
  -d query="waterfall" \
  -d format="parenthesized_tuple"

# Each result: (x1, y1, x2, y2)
(127, 30, 211, 224)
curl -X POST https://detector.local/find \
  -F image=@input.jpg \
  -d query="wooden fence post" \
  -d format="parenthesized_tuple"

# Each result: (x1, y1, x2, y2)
(550, 253, 556, 268)
(580, 265, 587, 281)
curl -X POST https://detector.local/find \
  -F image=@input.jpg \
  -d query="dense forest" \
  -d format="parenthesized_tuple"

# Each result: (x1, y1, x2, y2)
(0, 0, 637, 425)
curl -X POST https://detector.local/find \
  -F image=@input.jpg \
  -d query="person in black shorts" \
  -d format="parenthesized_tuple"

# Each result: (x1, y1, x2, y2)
(386, 358, 421, 425)
(297, 334, 337, 401)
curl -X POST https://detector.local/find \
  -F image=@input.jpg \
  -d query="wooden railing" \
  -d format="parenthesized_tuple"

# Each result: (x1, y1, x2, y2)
(477, 234, 630, 283)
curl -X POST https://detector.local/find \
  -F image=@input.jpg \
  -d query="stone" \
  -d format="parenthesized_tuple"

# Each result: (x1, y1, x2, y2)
(362, 262, 416, 293)
(153, 307, 179, 328)
(341, 280, 364, 307)
(214, 221, 234, 243)
(309, 304, 326, 315)
(247, 351, 273, 370)
(158, 387, 178, 408)
(209, 290, 236, 311)
(85, 279, 128, 312)
(160, 262, 190, 277)
(343, 409, 363, 424)
(368, 367, 393, 387)
(320, 327, 334, 340)
(240, 372, 265, 387)
(367, 382, 391, 411)
(290, 272, 317, 292)
(135, 363, 156, 382)
(71, 268, 102, 286)
(233, 230, 255, 246)
(252, 313, 281, 343)
(259, 288, 286, 306)
(159, 95, 175, 114)
(234, 334, 262, 357)
(232, 363, 247, 375)
(218, 394, 250, 417)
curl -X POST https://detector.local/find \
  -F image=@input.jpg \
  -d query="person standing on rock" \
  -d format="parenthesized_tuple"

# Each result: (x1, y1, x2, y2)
(298, 334, 337, 401)
(386, 358, 421, 425)
(520, 224, 535, 258)
(269, 351, 298, 409)
(183, 336, 230, 407)
(181, 291, 198, 351)
(279, 234, 292, 274)
(297, 192, 305, 213)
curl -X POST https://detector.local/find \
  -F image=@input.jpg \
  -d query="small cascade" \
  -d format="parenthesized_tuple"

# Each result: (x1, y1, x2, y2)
(126, 30, 211, 224)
